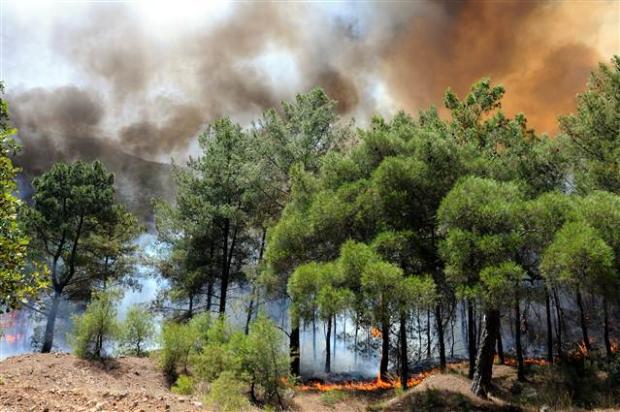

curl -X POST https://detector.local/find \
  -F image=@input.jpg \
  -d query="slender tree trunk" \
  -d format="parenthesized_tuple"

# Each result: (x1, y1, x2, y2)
(244, 291, 254, 335)
(471, 309, 500, 398)
(496, 318, 505, 365)
(313, 313, 317, 361)
(426, 309, 431, 359)
(187, 293, 194, 319)
(290, 324, 300, 377)
(219, 220, 238, 315)
(576, 288, 591, 352)
(514, 293, 525, 381)
(399, 313, 408, 390)
(325, 316, 332, 373)
(333, 315, 337, 362)
(41, 290, 62, 353)
(206, 281, 213, 312)
(603, 296, 612, 357)
(380, 319, 390, 381)
(417, 309, 422, 360)
(450, 314, 455, 358)
(544, 287, 554, 363)
(553, 287, 564, 358)
(435, 303, 446, 370)
(467, 300, 476, 379)
(353, 316, 358, 365)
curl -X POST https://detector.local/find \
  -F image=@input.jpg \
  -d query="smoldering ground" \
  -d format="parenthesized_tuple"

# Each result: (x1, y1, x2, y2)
(4, 1, 618, 217)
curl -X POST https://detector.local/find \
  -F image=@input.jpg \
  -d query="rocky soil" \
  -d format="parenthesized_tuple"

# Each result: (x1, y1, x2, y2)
(0, 353, 204, 412)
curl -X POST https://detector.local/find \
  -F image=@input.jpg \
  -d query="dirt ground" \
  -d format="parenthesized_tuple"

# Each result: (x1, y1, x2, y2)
(0, 353, 204, 412)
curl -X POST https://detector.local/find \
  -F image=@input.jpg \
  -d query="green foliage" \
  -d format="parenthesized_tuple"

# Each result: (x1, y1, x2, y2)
(204, 371, 250, 412)
(159, 320, 198, 381)
(171, 374, 195, 395)
(561, 56, 620, 194)
(244, 314, 291, 404)
(69, 290, 121, 359)
(541, 221, 614, 289)
(119, 305, 154, 357)
(0, 83, 47, 312)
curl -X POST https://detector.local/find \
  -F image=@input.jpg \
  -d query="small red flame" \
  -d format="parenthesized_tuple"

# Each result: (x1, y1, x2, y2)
(370, 327, 382, 339)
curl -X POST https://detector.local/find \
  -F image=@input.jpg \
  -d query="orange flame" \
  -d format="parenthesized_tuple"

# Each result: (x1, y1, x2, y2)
(1, 333, 23, 344)
(504, 357, 549, 367)
(611, 338, 618, 354)
(300, 369, 436, 392)
(370, 327, 382, 339)
(577, 340, 589, 357)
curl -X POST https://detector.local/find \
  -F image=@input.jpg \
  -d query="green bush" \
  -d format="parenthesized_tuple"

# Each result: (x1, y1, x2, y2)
(204, 371, 250, 412)
(191, 318, 245, 381)
(69, 290, 121, 359)
(244, 314, 291, 405)
(119, 305, 154, 357)
(171, 374, 195, 395)
(159, 320, 198, 383)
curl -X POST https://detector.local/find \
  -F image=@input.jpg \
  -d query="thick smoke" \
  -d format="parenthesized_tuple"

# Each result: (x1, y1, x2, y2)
(382, 1, 614, 133)
(6, 1, 617, 179)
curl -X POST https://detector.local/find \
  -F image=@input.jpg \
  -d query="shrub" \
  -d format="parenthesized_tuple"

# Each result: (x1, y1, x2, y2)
(69, 290, 121, 359)
(159, 320, 198, 383)
(171, 374, 195, 395)
(191, 318, 245, 381)
(204, 371, 250, 412)
(119, 305, 154, 357)
(244, 314, 291, 405)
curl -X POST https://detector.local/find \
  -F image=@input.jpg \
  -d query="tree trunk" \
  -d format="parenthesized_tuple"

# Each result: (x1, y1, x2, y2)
(553, 287, 564, 358)
(333, 315, 337, 362)
(603, 296, 612, 357)
(399, 313, 408, 390)
(313, 313, 317, 361)
(514, 294, 525, 381)
(576, 289, 591, 352)
(496, 318, 505, 365)
(325, 316, 332, 373)
(426, 309, 431, 359)
(544, 287, 554, 363)
(467, 300, 476, 379)
(380, 319, 390, 381)
(290, 325, 300, 377)
(41, 290, 62, 353)
(187, 293, 194, 319)
(435, 303, 446, 370)
(471, 309, 500, 398)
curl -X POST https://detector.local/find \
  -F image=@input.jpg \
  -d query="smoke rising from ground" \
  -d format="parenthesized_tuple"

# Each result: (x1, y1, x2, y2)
(5, 1, 618, 171)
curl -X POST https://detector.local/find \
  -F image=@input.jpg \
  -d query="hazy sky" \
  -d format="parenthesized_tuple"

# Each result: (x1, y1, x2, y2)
(2, 0, 618, 165)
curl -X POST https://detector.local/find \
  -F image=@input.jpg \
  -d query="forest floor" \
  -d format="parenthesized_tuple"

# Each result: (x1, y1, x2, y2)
(1, 354, 619, 412)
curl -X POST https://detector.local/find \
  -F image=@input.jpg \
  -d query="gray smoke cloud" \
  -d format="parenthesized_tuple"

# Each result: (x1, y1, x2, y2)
(5, 1, 617, 189)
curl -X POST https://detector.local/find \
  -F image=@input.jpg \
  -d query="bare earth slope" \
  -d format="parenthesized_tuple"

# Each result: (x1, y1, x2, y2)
(0, 353, 203, 412)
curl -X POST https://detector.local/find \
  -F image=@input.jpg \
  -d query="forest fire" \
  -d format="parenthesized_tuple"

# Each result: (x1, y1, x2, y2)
(300, 370, 436, 392)
(504, 357, 550, 367)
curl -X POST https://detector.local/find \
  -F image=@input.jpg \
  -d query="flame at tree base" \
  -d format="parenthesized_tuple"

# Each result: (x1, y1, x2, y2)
(299, 369, 436, 392)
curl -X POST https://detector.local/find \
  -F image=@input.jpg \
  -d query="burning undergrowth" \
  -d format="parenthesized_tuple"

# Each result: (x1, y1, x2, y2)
(300, 369, 436, 392)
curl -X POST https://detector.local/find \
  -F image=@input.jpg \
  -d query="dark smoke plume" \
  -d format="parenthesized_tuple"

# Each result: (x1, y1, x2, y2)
(5, 1, 617, 216)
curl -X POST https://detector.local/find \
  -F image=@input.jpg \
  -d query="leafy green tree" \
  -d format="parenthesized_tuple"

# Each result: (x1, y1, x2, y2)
(574, 191, 620, 356)
(244, 314, 291, 406)
(82, 205, 141, 291)
(24, 160, 121, 352)
(288, 261, 351, 373)
(119, 305, 154, 357)
(69, 289, 121, 359)
(438, 176, 524, 396)
(522, 192, 577, 360)
(0, 83, 46, 312)
(159, 320, 198, 383)
(560, 56, 620, 194)
(541, 221, 615, 353)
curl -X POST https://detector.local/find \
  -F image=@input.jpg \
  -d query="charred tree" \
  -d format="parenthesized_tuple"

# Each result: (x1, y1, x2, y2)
(325, 315, 332, 373)
(576, 288, 591, 352)
(467, 300, 477, 379)
(380, 318, 390, 381)
(471, 309, 500, 398)
(399, 313, 409, 390)
(544, 287, 554, 363)
(514, 292, 525, 381)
